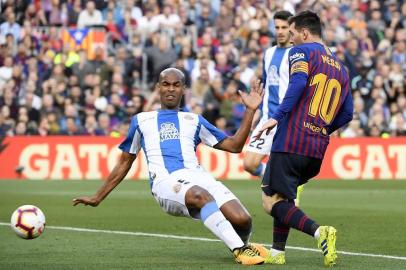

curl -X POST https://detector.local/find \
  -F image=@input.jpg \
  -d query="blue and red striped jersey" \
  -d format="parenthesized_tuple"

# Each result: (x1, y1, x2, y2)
(271, 42, 353, 159)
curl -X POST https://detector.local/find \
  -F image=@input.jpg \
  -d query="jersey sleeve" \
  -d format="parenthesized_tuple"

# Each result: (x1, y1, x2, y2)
(198, 115, 227, 147)
(118, 116, 142, 155)
(271, 47, 309, 122)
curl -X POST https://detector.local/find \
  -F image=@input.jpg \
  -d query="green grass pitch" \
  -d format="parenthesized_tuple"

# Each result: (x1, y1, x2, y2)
(0, 180, 405, 269)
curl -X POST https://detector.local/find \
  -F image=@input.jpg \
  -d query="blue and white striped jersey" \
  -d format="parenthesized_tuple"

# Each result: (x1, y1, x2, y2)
(119, 110, 227, 185)
(261, 46, 291, 120)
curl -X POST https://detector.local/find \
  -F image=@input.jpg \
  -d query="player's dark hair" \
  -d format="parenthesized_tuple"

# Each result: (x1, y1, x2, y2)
(288, 10, 322, 37)
(273, 10, 293, 21)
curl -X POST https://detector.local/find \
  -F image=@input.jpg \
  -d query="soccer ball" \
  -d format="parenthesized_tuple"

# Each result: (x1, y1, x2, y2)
(10, 205, 46, 239)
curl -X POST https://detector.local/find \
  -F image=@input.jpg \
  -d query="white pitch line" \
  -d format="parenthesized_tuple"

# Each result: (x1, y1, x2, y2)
(1, 222, 405, 261)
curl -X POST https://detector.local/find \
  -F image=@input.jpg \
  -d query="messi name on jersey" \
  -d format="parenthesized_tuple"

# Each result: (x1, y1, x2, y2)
(321, 55, 341, 70)
(160, 122, 180, 142)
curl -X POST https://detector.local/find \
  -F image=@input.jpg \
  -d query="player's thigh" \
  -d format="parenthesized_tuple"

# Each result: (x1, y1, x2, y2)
(262, 153, 301, 200)
(200, 171, 239, 208)
(151, 171, 197, 218)
(298, 155, 323, 184)
(151, 169, 238, 218)
(245, 120, 276, 155)
(243, 151, 266, 169)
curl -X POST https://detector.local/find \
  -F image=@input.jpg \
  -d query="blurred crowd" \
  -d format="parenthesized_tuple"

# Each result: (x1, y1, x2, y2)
(0, 0, 405, 138)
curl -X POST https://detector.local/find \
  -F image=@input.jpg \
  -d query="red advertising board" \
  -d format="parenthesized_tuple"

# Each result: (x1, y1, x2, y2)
(0, 137, 405, 180)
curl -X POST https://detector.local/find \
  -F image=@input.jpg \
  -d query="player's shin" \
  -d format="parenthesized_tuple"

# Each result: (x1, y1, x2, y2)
(271, 200, 319, 237)
(200, 201, 245, 250)
(273, 218, 290, 251)
(233, 225, 252, 245)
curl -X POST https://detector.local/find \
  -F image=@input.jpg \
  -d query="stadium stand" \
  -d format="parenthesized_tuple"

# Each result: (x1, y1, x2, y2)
(0, 0, 404, 137)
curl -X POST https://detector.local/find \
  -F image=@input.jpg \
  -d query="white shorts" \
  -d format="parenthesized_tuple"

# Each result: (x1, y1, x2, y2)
(246, 118, 277, 155)
(151, 167, 238, 219)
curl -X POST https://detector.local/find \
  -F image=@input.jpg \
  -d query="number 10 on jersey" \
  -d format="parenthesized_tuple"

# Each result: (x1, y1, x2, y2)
(308, 73, 342, 124)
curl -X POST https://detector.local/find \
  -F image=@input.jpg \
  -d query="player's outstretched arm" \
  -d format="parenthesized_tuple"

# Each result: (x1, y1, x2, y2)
(73, 152, 136, 207)
(215, 79, 264, 153)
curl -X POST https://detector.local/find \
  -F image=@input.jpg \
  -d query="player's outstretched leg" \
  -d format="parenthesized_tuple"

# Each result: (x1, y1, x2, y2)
(186, 186, 264, 265)
(267, 196, 337, 267)
(219, 199, 266, 264)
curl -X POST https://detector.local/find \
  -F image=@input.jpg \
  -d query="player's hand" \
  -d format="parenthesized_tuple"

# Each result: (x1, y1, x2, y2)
(73, 196, 100, 207)
(254, 118, 278, 139)
(239, 79, 264, 111)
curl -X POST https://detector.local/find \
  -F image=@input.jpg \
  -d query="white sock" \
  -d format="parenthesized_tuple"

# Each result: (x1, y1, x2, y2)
(314, 227, 320, 240)
(271, 248, 284, 256)
(203, 211, 244, 251)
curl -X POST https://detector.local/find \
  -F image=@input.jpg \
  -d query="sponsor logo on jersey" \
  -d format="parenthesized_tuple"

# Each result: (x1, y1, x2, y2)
(303, 121, 327, 135)
(289, 52, 305, 62)
(159, 122, 180, 142)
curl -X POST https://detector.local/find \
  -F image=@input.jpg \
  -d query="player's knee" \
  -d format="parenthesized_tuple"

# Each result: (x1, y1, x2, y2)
(238, 213, 252, 229)
(231, 210, 252, 229)
(185, 186, 214, 209)
(262, 194, 284, 215)
(262, 199, 272, 214)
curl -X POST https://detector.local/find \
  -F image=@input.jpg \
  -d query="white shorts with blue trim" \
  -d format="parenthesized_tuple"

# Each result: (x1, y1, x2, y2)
(151, 167, 238, 219)
(246, 118, 277, 155)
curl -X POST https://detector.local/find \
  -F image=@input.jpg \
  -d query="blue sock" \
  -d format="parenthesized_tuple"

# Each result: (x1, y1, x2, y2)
(253, 163, 264, 176)
(200, 201, 219, 221)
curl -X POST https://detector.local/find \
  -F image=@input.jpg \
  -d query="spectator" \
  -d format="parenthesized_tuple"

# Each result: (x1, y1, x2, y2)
(36, 117, 50, 136)
(191, 66, 211, 101)
(0, 12, 21, 40)
(145, 35, 178, 83)
(0, 56, 13, 87)
(102, 0, 124, 27)
(196, 4, 215, 35)
(232, 54, 255, 89)
(136, 8, 159, 35)
(61, 116, 83, 135)
(154, 4, 181, 31)
(66, 0, 82, 26)
(14, 121, 27, 135)
(389, 112, 406, 136)
(215, 4, 233, 35)
(341, 118, 365, 138)
(77, 1, 103, 28)
(95, 112, 111, 136)
(127, 0, 142, 22)
(49, 0, 63, 26)
(46, 111, 61, 135)
(0, 0, 403, 138)
(345, 37, 364, 80)
(0, 107, 12, 136)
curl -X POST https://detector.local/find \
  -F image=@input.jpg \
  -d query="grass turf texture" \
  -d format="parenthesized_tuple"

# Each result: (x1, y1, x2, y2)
(0, 180, 405, 269)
